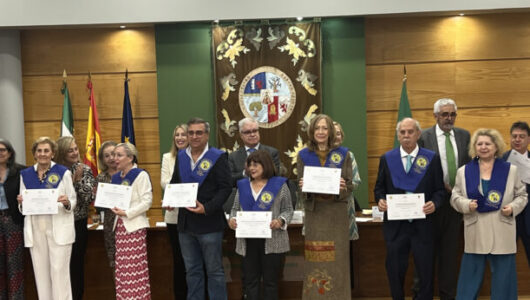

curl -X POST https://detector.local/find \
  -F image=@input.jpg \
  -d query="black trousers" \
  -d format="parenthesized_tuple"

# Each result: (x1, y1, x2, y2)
(70, 218, 88, 300)
(167, 223, 188, 299)
(517, 211, 530, 267)
(241, 239, 283, 300)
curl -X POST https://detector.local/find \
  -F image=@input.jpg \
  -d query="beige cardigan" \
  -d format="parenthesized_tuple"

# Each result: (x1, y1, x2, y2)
(451, 163, 527, 254)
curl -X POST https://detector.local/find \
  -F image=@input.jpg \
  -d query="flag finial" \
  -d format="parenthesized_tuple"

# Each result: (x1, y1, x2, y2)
(63, 69, 67, 81)
(125, 69, 129, 82)
(403, 65, 407, 81)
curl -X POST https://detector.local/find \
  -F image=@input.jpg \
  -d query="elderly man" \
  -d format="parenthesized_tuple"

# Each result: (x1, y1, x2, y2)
(374, 118, 446, 300)
(228, 117, 280, 184)
(169, 117, 232, 300)
(417, 98, 470, 300)
(502, 121, 530, 267)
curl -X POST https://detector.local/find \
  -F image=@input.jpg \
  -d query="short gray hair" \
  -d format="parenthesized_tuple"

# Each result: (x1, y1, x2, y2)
(433, 98, 457, 114)
(187, 117, 210, 133)
(396, 117, 422, 133)
(115, 142, 139, 164)
(238, 117, 258, 132)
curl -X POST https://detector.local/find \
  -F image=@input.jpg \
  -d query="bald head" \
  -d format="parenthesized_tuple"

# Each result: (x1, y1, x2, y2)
(397, 118, 421, 153)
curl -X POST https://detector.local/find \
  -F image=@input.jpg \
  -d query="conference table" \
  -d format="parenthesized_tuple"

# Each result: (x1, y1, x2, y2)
(23, 216, 530, 299)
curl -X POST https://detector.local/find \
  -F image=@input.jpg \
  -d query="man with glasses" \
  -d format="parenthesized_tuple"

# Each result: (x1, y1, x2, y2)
(416, 98, 471, 300)
(502, 121, 530, 267)
(228, 117, 280, 185)
(169, 117, 232, 300)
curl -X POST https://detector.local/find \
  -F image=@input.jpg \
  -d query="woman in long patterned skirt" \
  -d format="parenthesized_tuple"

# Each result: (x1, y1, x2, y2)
(110, 142, 152, 299)
(297, 115, 354, 299)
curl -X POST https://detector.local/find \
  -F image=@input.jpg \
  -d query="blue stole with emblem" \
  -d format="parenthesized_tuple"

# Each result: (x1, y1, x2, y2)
(111, 168, 143, 185)
(385, 147, 435, 192)
(21, 164, 68, 189)
(237, 176, 287, 211)
(465, 158, 510, 212)
(178, 148, 224, 186)
(299, 146, 349, 168)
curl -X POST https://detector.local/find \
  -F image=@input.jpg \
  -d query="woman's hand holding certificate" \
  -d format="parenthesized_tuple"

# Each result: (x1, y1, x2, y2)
(21, 189, 59, 215)
(162, 183, 198, 208)
(95, 183, 132, 210)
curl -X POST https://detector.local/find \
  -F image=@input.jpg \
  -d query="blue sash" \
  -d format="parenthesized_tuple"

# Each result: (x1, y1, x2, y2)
(385, 147, 436, 192)
(465, 158, 510, 212)
(178, 148, 224, 186)
(21, 164, 68, 189)
(111, 168, 143, 185)
(299, 146, 349, 168)
(237, 176, 287, 211)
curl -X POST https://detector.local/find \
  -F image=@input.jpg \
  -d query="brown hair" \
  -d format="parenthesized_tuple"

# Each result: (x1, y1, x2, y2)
(246, 150, 277, 180)
(307, 114, 336, 151)
(333, 121, 345, 147)
(469, 128, 505, 158)
(31, 137, 57, 156)
(55, 136, 79, 166)
(98, 141, 118, 173)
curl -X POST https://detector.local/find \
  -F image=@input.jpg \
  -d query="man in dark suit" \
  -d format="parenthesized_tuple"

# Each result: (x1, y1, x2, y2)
(228, 117, 280, 184)
(375, 118, 446, 300)
(417, 98, 470, 300)
(170, 117, 232, 300)
(502, 121, 530, 267)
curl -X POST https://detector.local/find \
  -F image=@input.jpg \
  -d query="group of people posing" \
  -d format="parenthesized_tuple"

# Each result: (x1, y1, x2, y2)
(0, 97, 529, 300)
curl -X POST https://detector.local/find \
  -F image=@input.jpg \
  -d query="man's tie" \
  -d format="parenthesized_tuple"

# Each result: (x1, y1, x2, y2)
(444, 132, 457, 187)
(247, 148, 256, 153)
(406, 154, 413, 173)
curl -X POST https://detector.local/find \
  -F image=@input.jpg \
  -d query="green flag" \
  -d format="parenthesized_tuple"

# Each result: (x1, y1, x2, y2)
(61, 80, 74, 137)
(393, 77, 412, 148)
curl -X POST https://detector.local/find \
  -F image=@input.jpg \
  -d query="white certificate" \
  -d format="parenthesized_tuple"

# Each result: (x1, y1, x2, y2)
(302, 166, 341, 195)
(387, 193, 426, 220)
(162, 183, 198, 208)
(95, 183, 132, 210)
(235, 211, 272, 239)
(22, 189, 58, 215)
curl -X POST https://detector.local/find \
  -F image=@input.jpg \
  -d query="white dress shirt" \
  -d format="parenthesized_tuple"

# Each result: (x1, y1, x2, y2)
(400, 145, 419, 172)
(185, 143, 209, 170)
(435, 124, 459, 185)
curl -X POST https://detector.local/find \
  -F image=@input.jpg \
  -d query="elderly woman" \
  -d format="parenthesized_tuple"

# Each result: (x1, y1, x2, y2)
(111, 142, 152, 299)
(229, 150, 293, 300)
(451, 128, 527, 300)
(0, 139, 25, 299)
(95, 141, 118, 271)
(160, 123, 188, 299)
(17, 137, 76, 300)
(297, 114, 354, 299)
(56, 136, 96, 300)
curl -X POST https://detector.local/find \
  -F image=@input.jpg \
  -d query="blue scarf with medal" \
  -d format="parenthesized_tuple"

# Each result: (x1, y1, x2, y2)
(237, 176, 287, 211)
(21, 164, 68, 189)
(178, 148, 224, 186)
(299, 146, 349, 168)
(385, 147, 436, 192)
(111, 168, 143, 185)
(465, 158, 510, 212)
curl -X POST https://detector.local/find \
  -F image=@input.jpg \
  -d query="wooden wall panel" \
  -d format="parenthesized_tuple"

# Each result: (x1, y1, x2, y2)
(20, 27, 156, 75)
(366, 12, 530, 205)
(23, 73, 158, 121)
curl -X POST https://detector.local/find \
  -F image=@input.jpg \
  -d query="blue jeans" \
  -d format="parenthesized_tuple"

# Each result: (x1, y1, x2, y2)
(179, 231, 227, 300)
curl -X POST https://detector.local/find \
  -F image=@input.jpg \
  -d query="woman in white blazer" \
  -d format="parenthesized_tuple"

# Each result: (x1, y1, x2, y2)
(451, 128, 527, 300)
(160, 123, 188, 299)
(110, 142, 152, 299)
(18, 137, 77, 300)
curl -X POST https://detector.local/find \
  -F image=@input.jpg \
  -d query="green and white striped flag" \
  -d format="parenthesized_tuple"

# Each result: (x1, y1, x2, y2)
(60, 75, 74, 137)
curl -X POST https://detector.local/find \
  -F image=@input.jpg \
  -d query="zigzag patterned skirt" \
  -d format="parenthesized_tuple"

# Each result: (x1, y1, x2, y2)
(115, 218, 151, 300)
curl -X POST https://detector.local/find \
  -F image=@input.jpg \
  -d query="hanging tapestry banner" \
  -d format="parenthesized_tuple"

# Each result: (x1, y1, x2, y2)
(212, 22, 322, 177)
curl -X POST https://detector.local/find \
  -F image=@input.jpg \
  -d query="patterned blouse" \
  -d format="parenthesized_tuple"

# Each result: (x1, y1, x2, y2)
(70, 162, 96, 221)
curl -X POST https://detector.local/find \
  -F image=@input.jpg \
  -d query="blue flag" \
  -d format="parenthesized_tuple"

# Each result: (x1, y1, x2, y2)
(121, 80, 136, 145)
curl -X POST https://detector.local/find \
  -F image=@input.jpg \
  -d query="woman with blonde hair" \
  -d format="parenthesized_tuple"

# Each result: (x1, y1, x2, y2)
(18, 136, 76, 300)
(451, 128, 527, 299)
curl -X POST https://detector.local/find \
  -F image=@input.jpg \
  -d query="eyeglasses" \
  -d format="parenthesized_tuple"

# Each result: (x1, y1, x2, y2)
(241, 129, 259, 135)
(0, 148, 7, 153)
(439, 112, 457, 118)
(188, 130, 205, 137)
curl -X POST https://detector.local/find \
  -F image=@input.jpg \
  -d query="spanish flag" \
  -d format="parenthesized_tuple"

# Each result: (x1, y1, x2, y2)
(84, 79, 102, 176)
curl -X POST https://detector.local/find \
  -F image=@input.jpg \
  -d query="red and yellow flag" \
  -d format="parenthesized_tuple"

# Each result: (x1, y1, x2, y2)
(84, 79, 102, 176)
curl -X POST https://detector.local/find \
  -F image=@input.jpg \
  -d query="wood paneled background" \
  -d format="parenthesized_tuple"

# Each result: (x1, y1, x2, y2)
(20, 27, 163, 218)
(365, 12, 530, 204)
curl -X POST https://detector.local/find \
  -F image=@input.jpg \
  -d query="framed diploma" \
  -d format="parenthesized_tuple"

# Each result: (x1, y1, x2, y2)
(94, 183, 132, 210)
(22, 189, 58, 215)
(302, 166, 341, 195)
(386, 193, 426, 220)
(235, 211, 272, 239)
(162, 183, 198, 208)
